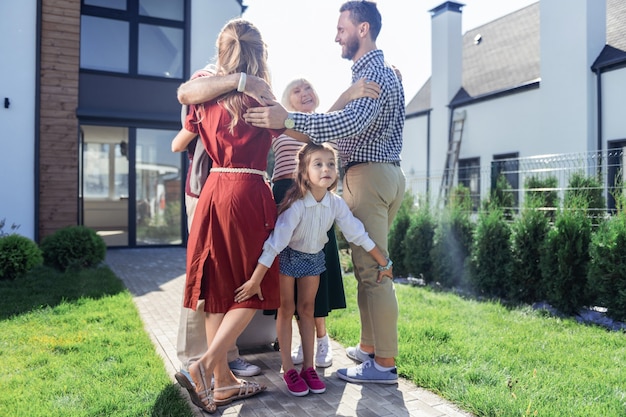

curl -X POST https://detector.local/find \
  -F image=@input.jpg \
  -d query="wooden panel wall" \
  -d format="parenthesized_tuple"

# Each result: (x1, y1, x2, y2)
(39, 0, 80, 239)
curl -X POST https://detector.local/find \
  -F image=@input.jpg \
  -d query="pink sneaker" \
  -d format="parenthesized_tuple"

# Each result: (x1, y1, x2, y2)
(283, 368, 309, 396)
(300, 367, 326, 394)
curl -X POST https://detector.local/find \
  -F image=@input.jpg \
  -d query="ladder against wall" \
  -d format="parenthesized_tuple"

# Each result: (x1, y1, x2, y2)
(438, 110, 466, 207)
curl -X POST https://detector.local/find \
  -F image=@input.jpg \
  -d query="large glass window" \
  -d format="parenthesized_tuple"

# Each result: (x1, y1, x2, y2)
(138, 24, 183, 78)
(80, 0, 184, 78)
(80, 16, 129, 73)
(139, 0, 183, 21)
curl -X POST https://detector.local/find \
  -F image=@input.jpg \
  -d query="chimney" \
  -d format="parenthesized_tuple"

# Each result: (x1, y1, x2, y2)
(429, 1, 464, 110)
(428, 1, 464, 202)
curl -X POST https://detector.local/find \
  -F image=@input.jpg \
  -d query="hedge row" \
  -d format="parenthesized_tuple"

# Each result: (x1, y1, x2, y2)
(389, 172, 626, 322)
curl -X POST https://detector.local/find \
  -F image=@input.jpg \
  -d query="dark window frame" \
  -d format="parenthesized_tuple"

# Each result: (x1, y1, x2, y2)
(80, 0, 186, 80)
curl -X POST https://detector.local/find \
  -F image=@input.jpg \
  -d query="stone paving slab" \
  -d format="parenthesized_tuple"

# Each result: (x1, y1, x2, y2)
(105, 248, 473, 417)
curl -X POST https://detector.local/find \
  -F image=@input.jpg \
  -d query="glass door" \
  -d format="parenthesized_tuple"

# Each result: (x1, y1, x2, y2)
(135, 128, 183, 246)
(81, 125, 130, 246)
(81, 125, 183, 246)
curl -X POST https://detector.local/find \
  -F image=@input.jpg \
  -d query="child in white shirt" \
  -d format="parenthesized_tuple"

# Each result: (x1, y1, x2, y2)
(234, 142, 393, 396)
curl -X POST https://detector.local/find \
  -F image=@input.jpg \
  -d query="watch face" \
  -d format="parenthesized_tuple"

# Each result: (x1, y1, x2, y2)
(284, 117, 295, 129)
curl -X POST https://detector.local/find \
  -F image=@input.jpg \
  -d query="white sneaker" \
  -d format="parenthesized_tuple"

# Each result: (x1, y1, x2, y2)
(228, 357, 261, 377)
(291, 344, 304, 365)
(346, 345, 374, 363)
(315, 334, 333, 368)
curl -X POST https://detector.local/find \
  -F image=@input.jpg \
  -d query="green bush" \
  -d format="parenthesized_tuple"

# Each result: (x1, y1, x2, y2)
(525, 175, 559, 221)
(431, 185, 474, 289)
(587, 213, 626, 321)
(403, 202, 435, 282)
(0, 234, 43, 280)
(40, 226, 106, 271)
(507, 203, 550, 304)
(469, 207, 511, 298)
(540, 208, 592, 315)
(488, 173, 516, 218)
(564, 172, 606, 226)
(389, 191, 415, 277)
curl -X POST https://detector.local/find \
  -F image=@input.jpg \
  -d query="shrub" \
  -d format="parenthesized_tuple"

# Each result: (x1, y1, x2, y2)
(389, 191, 415, 277)
(403, 202, 435, 282)
(540, 208, 592, 315)
(564, 172, 606, 226)
(525, 175, 559, 221)
(587, 213, 626, 321)
(431, 185, 474, 289)
(508, 203, 550, 304)
(488, 173, 516, 219)
(469, 207, 511, 298)
(40, 226, 106, 271)
(0, 234, 43, 280)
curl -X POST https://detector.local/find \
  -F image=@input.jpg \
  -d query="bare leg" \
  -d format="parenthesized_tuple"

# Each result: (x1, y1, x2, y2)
(296, 275, 320, 370)
(314, 317, 326, 338)
(276, 273, 296, 372)
(189, 308, 257, 403)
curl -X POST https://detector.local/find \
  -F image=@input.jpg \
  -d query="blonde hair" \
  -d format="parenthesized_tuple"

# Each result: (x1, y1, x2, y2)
(214, 19, 271, 133)
(278, 142, 338, 215)
(280, 78, 320, 111)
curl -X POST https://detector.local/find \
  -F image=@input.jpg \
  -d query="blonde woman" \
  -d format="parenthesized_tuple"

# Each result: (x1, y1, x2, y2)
(176, 19, 284, 413)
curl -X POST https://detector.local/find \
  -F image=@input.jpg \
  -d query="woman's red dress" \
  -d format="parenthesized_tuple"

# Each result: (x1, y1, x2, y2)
(183, 98, 284, 313)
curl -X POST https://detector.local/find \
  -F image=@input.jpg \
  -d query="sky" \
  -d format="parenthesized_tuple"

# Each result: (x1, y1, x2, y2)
(243, 0, 537, 110)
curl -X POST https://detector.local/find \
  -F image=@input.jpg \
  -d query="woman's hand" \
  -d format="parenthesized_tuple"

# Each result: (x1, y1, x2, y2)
(346, 78, 381, 101)
(243, 75, 276, 106)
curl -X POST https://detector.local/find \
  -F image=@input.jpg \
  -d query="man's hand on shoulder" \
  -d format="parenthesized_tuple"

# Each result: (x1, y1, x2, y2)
(243, 99, 288, 129)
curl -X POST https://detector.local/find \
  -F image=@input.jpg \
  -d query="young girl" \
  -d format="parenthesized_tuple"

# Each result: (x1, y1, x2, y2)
(236, 142, 393, 396)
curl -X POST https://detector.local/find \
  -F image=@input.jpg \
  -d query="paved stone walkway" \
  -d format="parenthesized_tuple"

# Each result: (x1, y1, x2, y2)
(105, 247, 474, 417)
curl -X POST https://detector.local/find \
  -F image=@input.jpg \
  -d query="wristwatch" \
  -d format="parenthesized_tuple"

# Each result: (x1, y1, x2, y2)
(377, 258, 393, 271)
(284, 112, 295, 129)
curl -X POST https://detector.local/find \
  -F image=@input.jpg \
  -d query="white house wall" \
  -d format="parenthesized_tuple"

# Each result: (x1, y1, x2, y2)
(457, 89, 544, 161)
(402, 116, 429, 198)
(0, 1, 37, 239)
(602, 68, 626, 143)
(190, 0, 242, 73)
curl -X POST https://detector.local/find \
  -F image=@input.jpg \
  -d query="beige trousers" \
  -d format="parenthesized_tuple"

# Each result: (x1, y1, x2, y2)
(343, 163, 405, 359)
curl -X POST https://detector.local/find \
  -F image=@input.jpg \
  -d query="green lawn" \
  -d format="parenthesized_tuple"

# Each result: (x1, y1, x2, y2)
(0, 266, 191, 417)
(2, 264, 625, 416)
(329, 275, 626, 417)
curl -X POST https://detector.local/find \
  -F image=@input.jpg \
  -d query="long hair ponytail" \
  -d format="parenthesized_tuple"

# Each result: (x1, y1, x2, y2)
(215, 19, 271, 133)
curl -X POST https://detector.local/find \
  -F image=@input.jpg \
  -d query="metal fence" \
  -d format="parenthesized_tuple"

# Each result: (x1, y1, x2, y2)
(405, 149, 625, 214)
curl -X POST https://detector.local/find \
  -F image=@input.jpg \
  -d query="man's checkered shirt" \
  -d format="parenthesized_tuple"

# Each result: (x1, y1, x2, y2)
(290, 49, 405, 167)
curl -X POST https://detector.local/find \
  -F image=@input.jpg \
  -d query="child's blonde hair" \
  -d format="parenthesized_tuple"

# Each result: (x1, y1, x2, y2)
(278, 142, 338, 215)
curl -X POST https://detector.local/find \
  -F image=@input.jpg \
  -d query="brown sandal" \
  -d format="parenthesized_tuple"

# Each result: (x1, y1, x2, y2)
(213, 379, 266, 406)
(188, 364, 216, 413)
